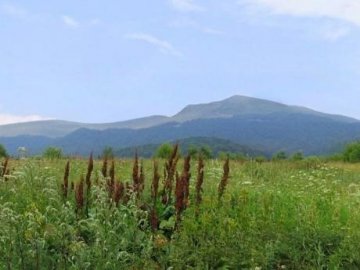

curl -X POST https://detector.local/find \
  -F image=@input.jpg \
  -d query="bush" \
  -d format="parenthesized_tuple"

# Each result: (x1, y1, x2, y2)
(291, 152, 304, 161)
(102, 146, 114, 159)
(43, 147, 63, 159)
(187, 144, 212, 159)
(199, 145, 213, 159)
(0, 144, 8, 158)
(155, 143, 173, 159)
(343, 141, 360, 162)
(272, 151, 287, 161)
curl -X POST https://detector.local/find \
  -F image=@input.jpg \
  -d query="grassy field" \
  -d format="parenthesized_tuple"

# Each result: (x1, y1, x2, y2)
(1, 154, 360, 269)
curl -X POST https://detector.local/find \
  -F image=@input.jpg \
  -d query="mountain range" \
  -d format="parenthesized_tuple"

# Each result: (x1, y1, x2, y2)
(1, 95, 359, 157)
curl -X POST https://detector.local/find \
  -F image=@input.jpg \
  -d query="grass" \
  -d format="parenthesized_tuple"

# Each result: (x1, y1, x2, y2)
(1, 157, 360, 269)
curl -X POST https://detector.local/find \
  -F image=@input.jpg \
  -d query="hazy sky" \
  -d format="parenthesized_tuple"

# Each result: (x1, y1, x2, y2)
(0, 0, 360, 124)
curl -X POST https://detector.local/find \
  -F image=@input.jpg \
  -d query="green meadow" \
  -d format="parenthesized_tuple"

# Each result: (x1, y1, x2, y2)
(1, 155, 360, 269)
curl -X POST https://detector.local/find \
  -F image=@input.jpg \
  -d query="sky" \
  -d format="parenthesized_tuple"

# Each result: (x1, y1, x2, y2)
(0, 0, 360, 124)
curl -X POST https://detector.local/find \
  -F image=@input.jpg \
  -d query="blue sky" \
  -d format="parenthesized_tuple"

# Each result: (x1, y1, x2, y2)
(0, 0, 359, 124)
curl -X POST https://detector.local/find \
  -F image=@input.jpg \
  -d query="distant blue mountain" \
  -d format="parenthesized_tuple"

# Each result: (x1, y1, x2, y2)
(1, 95, 359, 156)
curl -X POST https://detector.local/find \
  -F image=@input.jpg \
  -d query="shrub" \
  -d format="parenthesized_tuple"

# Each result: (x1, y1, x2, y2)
(155, 143, 173, 159)
(0, 144, 8, 158)
(343, 141, 360, 162)
(43, 146, 63, 159)
(102, 146, 114, 159)
(272, 151, 287, 161)
(291, 151, 304, 161)
(187, 144, 212, 159)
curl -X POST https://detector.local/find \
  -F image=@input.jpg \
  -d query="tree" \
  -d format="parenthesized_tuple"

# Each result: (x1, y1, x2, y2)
(102, 146, 114, 159)
(43, 147, 63, 160)
(291, 152, 304, 161)
(272, 151, 287, 161)
(199, 145, 213, 159)
(343, 141, 360, 162)
(155, 143, 173, 159)
(0, 144, 8, 158)
(187, 144, 213, 159)
(187, 145, 198, 158)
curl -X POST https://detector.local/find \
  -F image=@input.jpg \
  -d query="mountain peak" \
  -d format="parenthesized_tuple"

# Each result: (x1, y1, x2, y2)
(0, 95, 357, 139)
(173, 95, 290, 122)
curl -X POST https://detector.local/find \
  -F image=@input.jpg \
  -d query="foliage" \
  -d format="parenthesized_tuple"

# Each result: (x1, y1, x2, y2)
(291, 151, 304, 161)
(326, 153, 344, 162)
(102, 146, 114, 159)
(155, 143, 173, 159)
(187, 144, 198, 158)
(42, 146, 63, 159)
(272, 151, 287, 160)
(0, 144, 8, 158)
(1, 158, 360, 268)
(187, 144, 213, 159)
(218, 151, 248, 162)
(343, 141, 360, 162)
(199, 145, 213, 159)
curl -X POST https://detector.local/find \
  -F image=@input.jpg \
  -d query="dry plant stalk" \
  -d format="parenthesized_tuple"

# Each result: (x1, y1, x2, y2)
(101, 155, 108, 177)
(85, 153, 94, 192)
(195, 155, 204, 215)
(62, 161, 70, 199)
(75, 176, 84, 213)
(183, 155, 191, 208)
(150, 208, 159, 231)
(113, 181, 124, 206)
(1, 157, 9, 178)
(139, 161, 145, 194)
(175, 155, 191, 226)
(132, 150, 140, 194)
(151, 160, 160, 205)
(162, 144, 179, 205)
(175, 171, 185, 225)
(4, 169, 10, 181)
(218, 157, 230, 200)
(123, 182, 132, 204)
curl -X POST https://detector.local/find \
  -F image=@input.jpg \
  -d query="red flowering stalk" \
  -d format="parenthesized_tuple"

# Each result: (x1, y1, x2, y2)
(218, 157, 230, 200)
(113, 181, 124, 206)
(195, 156, 204, 216)
(150, 208, 159, 232)
(132, 150, 140, 194)
(162, 144, 179, 205)
(85, 153, 94, 192)
(175, 171, 185, 226)
(1, 157, 9, 178)
(62, 161, 70, 199)
(75, 176, 84, 213)
(182, 155, 191, 208)
(123, 182, 132, 204)
(151, 160, 160, 205)
(139, 161, 145, 195)
(107, 159, 115, 197)
(101, 155, 108, 178)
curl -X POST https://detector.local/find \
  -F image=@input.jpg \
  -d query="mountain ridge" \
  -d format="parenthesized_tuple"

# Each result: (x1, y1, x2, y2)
(1, 95, 360, 156)
(0, 95, 357, 138)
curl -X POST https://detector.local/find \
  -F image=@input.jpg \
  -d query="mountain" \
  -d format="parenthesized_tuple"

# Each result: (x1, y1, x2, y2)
(114, 137, 265, 158)
(173, 95, 358, 123)
(0, 95, 357, 138)
(1, 95, 360, 156)
(51, 114, 360, 156)
(0, 116, 169, 138)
